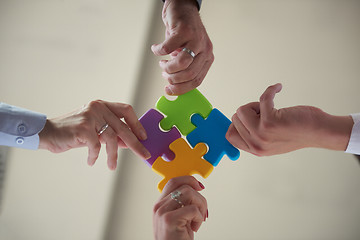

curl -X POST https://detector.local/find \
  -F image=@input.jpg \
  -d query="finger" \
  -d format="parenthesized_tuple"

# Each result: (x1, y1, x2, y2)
(111, 119, 150, 159)
(259, 83, 282, 120)
(100, 103, 151, 159)
(161, 52, 207, 84)
(99, 126, 118, 170)
(226, 120, 250, 152)
(103, 102, 148, 141)
(159, 49, 196, 74)
(151, 34, 188, 56)
(165, 59, 212, 95)
(156, 185, 207, 222)
(85, 130, 102, 166)
(161, 176, 205, 199)
(178, 185, 207, 220)
(236, 102, 261, 132)
(117, 137, 127, 149)
(169, 205, 204, 232)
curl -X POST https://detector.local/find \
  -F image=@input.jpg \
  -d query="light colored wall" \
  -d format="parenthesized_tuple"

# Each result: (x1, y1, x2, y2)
(0, 0, 154, 239)
(1, 1, 360, 240)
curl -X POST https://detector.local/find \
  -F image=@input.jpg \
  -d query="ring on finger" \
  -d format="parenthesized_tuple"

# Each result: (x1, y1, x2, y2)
(97, 123, 109, 136)
(170, 190, 184, 208)
(182, 47, 196, 58)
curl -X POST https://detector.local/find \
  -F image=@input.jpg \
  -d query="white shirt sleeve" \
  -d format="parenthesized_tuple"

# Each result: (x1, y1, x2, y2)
(345, 113, 360, 155)
(0, 103, 47, 150)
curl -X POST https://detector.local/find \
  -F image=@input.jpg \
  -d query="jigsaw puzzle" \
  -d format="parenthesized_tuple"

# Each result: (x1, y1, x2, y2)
(139, 88, 240, 192)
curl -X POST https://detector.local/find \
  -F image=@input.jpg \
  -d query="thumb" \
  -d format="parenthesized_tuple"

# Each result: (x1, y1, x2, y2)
(259, 83, 282, 120)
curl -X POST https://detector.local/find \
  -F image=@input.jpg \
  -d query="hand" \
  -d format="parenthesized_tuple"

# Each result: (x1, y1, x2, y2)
(226, 83, 354, 156)
(38, 100, 151, 170)
(153, 176, 208, 240)
(152, 0, 214, 95)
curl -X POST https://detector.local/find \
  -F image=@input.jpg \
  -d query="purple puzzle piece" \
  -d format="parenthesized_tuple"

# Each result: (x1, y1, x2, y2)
(139, 108, 181, 167)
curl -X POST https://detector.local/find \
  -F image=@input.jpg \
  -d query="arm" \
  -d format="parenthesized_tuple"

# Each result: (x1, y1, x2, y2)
(153, 176, 208, 240)
(0, 101, 151, 170)
(153, 0, 214, 95)
(226, 84, 354, 156)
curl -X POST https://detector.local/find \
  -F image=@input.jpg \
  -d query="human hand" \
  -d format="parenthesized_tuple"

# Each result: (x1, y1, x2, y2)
(38, 100, 151, 170)
(153, 176, 208, 240)
(152, 0, 214, 95)
(226, 83, 353, 156)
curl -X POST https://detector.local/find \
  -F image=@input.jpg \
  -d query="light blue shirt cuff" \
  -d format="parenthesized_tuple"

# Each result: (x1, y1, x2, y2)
(345, 113, 360, 155)
(0, 103, 47, 150)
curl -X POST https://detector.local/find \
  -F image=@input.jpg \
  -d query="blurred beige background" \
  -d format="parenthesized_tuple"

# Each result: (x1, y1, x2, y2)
(1, 0, 360, 239)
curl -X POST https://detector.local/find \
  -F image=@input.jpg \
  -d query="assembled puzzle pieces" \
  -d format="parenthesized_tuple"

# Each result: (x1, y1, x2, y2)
(156, 89, 213, 136)
(152, 138, 214, 192)
(186, 108, 240, 167)
(139, 108, 181, 167)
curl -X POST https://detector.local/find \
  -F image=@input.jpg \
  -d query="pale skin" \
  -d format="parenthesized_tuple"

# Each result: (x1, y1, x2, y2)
(152, 0, 214, 95)
(38, 100, 151, 170)
(153, 176, 208, 240)
(226, 83, 354, 156)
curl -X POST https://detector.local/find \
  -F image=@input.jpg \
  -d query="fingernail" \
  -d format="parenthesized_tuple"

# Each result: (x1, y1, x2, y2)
(144, 150, 151, 159)
(140, 130, 147, 141)
(165, 86, 174, 95)
(198, 181, 205, 189)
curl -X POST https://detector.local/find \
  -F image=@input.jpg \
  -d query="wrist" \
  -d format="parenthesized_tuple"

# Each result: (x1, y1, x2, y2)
(38, 119, 55, 151)
(312, 109, 353, 151)
(162, 0, 199, 18)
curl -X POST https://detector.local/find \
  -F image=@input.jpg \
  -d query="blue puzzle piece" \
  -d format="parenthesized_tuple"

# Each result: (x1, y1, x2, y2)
(186, 108, 240, 166)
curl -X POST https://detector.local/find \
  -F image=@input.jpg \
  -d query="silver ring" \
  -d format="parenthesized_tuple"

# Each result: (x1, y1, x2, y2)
(97, 123, 109, 136)
(170, 190, 184, 207)
(182, 47, 196, 58)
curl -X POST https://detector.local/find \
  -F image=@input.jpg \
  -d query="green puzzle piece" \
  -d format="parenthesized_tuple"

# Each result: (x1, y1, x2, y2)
(155, 89, 213, 136)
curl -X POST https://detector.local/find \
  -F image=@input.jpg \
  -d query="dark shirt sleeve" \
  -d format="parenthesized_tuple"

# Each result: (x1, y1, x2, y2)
(161, 0, 202, 11)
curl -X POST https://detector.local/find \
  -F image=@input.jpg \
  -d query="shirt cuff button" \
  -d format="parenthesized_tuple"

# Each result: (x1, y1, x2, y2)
(18, 124, 27, 134)
(16, 137, 25, 145)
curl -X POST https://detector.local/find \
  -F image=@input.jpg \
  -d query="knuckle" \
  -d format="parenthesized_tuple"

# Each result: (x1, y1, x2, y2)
(122, 104, 134, 115)
(88, 99, 103, 110)
(160, 44, 170, 54)
(179, 184, 193, 195)
(165, 178, 178, 190)
(236, 106, 247, 119)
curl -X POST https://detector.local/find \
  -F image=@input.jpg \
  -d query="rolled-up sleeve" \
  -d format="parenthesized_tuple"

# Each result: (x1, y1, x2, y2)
(345, 113, 360, 155)
(0, 103, 47, 150)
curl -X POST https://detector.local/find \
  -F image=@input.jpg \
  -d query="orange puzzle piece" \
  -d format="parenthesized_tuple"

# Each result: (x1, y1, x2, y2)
(152, 138, 214, 192)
